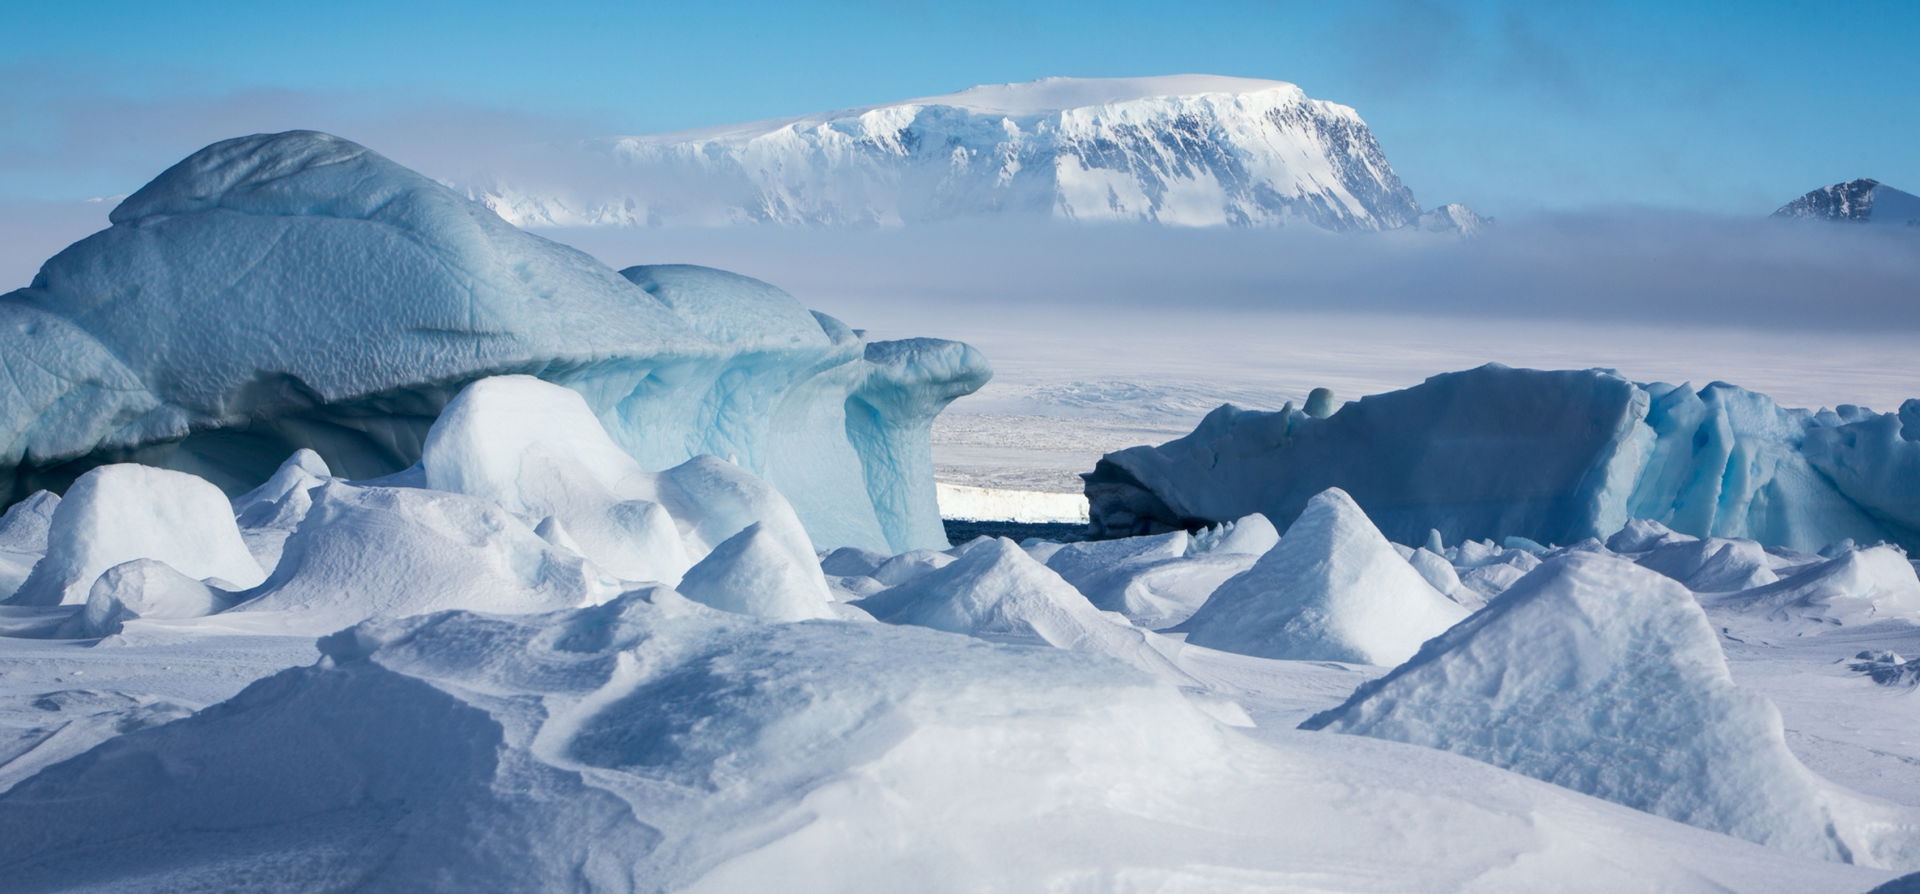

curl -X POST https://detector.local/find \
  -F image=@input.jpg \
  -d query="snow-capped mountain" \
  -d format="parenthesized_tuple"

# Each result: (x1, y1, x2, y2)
(474, 75, 1480, 234)
(1773, 179, 1920, 227)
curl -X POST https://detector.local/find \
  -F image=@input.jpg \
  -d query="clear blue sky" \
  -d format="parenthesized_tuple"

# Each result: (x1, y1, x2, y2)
(2, 0, 1916, 215)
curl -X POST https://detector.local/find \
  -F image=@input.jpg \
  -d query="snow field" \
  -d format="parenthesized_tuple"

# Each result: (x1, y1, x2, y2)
(0, 379, 1915, 887)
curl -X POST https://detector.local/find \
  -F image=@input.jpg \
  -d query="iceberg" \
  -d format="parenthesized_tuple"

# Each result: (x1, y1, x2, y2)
(1087, 364, 1920, 553)
(0, 131, 987, 553)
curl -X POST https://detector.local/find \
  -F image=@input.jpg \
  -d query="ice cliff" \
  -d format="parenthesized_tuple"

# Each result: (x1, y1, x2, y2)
(0, 131, 988, 553)
(1086, 364, 1920, 553)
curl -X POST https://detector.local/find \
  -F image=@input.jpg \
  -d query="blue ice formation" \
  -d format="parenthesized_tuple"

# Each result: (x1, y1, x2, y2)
(1087, 364, 1920, 552)
(0, 131, 988, 553)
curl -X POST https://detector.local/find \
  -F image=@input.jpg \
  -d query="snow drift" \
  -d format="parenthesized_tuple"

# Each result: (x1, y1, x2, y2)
(1087, 363, 1920, 553)
(0, 131, 988, 553)
(1304, 552, 1919, 868)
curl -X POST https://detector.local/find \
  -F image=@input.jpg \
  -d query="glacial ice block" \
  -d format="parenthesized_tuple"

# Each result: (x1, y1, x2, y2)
(0, 131, 985, 553)
(1087, 364, 1919, 552)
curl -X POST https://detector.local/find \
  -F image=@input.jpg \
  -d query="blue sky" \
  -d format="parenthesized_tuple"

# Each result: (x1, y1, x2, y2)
(2, 0, 1916, 215)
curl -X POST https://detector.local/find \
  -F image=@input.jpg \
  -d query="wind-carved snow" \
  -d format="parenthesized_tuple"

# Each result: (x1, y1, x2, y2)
(1303, 553, 1920, 868)
(0, 131, 989, 553)
(473, 75, 1481, 234)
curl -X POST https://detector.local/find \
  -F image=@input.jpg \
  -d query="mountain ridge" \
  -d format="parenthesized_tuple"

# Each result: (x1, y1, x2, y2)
(472, 75, 1484, 234)
(1773, 178, 1920, 227)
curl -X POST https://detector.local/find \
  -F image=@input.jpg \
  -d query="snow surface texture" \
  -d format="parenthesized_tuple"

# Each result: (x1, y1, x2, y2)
(1088, 363, 1920, 552)
(0, 590, 1890, 892)
(1304, 552, 1919, 868)
(1774, 179, 1920, 228)
(0, 131, 988, 553)
(1178, 488, 1468, 665)
(0, 386, 1915, 886)
(475, 75, 1481, 234)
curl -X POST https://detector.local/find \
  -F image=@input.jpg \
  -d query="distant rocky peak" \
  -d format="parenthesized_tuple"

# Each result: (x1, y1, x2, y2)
(1773, 178, 1920, 227)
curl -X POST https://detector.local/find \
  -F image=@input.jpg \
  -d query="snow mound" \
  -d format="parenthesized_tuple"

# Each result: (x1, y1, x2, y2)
(818, 545, 889, 578)
(867, 548, 957, 587)
(79, 559, 230, 636)
(0, 131, 987, 553)
(1088, 364, 1920, 552)
(676, 521, 835, 621)
(1711, 546, 1920, 626)
(226, 480, 619, 633)
(1607, 518, 1694, 552)
(1635, 536, 1780, 592)
(8, 465, 264, 607)
(0, 491, 58, 599)
(858, 537, 1181, 679)
(1304, 552, 1919, 867)
(1178, 488, 1468, 665)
